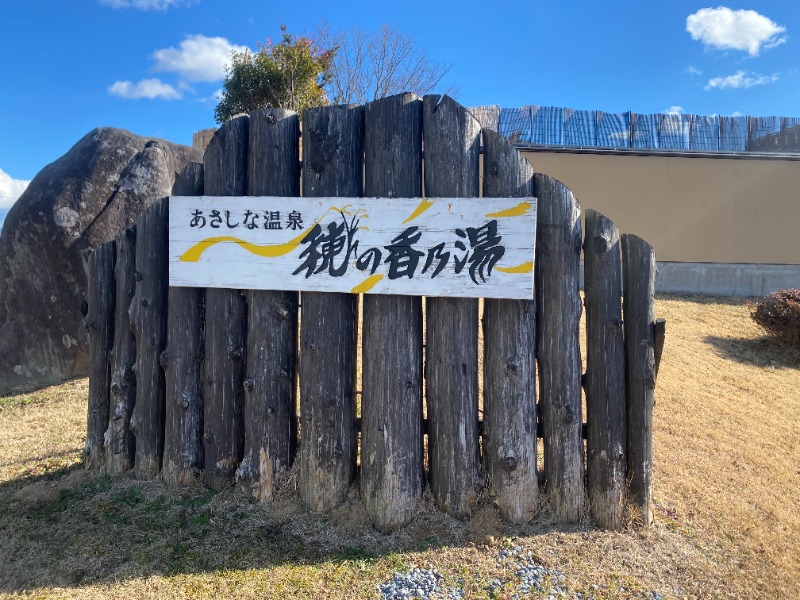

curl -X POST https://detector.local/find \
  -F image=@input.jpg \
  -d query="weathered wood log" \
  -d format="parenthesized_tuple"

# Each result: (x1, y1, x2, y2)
(422, 94, 482, 520)
(203, 116, 249, 490)
(534, 173, 584, 522)
(360, 93, 424, 531)
(106, 226, 137, 474)
(584, 209, 626, 530)
(238, 108, 300, 502)
(162, 163, 205, 486)
(481, 128, 538, 524)
(129, 198, 169, 479)
(622, 233, 657, 526)
(298, 104, 362, 512)
(85, 241, 115, 470)
(172, 162, 204, 197)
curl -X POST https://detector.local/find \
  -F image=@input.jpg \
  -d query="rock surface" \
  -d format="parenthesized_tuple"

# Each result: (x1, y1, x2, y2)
(0, 128, 202, 394)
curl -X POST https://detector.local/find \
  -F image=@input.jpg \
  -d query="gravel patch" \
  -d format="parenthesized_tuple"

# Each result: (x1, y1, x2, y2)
(377, 566, 463, 599)
(377, 546, 667, 599)
(490, 545, 567, 598)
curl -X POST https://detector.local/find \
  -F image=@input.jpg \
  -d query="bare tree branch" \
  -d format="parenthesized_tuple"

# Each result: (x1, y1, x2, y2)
(316, 21, 458, 104)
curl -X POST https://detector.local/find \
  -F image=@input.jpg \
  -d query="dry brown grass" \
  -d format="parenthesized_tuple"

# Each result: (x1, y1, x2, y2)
(0, 294, 798, 599)
(0, 378, 87, 483)
(648, 294, 800, 598)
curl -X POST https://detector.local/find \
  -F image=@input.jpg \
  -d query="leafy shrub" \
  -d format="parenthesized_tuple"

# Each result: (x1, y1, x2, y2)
(749, 288, 800, 349)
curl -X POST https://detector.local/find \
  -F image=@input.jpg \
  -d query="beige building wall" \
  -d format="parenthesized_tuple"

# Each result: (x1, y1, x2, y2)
(521, 151, 800, 264)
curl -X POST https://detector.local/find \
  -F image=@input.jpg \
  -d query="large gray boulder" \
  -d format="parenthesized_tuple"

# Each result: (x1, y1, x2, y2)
(0, 128, 202, 394)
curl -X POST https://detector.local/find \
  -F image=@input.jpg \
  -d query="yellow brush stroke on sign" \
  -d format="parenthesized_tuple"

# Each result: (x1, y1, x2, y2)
(485, 200, 532, 218)
(179, 231, 311, 262)
(351, 274, 384, 294)
(179, 205, 367, 262)
(495, 261, 533, 274)
(401, 197, 435, 224)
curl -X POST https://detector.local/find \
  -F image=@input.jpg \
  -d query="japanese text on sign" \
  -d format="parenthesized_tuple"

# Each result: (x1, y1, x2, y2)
(169, 196, 536, 299)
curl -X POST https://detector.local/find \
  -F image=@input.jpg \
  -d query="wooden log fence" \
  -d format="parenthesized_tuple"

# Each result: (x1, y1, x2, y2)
(239, 108, 300, 503)
(203, 116, 248, 491)
(360, 93, 424, 532)
(84, 94, 664, 532)
(129, 199, 168, 480)
(105, 225, 137, 474)
(423, 95, 482, 521)
(535, 173, 585, 522)
(297, 104, 362, 513)
(482, 128, 538, 524)
(84, 241, 115, 469)
(584, 209, 626, 529)
(162, 162, 205, 486)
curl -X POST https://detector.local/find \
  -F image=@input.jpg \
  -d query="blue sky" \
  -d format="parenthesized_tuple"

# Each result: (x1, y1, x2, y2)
(0, 1, 798, 208)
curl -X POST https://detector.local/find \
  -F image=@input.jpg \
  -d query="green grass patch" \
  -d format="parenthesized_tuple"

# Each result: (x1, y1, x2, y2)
(0, 389, 57, 411)
(112, 485, 144, 506)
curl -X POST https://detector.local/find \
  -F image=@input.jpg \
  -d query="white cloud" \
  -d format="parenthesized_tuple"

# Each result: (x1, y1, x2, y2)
(152, 34, 249, 83)
(686, 7, 787, 56)
(685, 65, 703, 76)
(108, 78, 182, 100)
(664, 105, 685, 115)
(704, 70, 779, 90)
(194, 89, 225, 105)
(0, 168, 30, 208)
(99, 0, 189, 10)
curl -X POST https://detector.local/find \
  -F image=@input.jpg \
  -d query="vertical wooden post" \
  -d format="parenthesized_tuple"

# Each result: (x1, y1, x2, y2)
(584, 209, 626, 530)
(129, 198, 169, 479)
(173, 162, 204, 197)
(481, 128, 538, 524)
(423, 95, 482, 520)
(203, 116, 249, 490)
(298, 104, 362, 512)
(85, 241, 115, 469)
(622, 233, 656, 526)
(106, 226, 137, 474)
(239, 108, 300, 502)
(534, 173, 584, 522)
(360, 93, 424, 532)
(162, 163, 205, 485)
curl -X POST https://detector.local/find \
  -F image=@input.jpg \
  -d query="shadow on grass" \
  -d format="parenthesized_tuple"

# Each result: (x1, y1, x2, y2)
(0, 463, 591, 594)
(655, 292, 757, 307)
(705, 333, 800, 370)
(0, 375, 88, 407)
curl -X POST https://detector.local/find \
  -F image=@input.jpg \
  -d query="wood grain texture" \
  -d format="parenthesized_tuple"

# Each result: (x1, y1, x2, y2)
(162, 164, 205, 486)
(481, 128, 538, 524)
(422, 94, 482, 520)
(239, 108, 300, 502)
(85, 241, 115, 470)
(172, 162, 204, 196)
(298, 104, 362, 512)
(106, 226, 137, 475)
(534, 173, 585, 522)
(360, 93, 424, 531)
(203, 116, 249, 490)
(622, 233, 656, 527)
(584, 209, 626, 530)
(299, 105, 364, 512)
(129, 198, 169, 479)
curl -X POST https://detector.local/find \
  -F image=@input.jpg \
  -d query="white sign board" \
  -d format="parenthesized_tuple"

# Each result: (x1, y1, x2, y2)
(169, 196, 536, 299)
